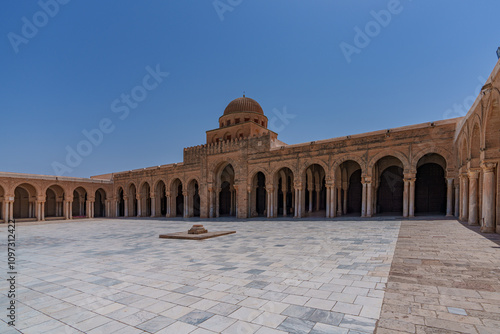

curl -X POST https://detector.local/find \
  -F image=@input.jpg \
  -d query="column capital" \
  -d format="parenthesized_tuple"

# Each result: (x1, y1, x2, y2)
(481, 161, 497, 173)
(166, 191, 171, 197)
(361, 176, 372, 184)
(467, 168, 481, 179)
(325, 180, 335, 187)
(404, 170, 417, 178)
(135, 194, 142, 200)
(446, 177, 454, 183)
(247, 186, 252, 193)
(182, 191, 188, 197)
(266, 186, 274, 192)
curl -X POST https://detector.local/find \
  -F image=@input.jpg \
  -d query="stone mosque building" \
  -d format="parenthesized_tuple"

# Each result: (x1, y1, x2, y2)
(1, 59, 499, 234)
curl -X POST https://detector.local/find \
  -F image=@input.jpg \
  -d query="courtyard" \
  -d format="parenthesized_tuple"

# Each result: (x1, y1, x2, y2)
(0, 218, 499, 334)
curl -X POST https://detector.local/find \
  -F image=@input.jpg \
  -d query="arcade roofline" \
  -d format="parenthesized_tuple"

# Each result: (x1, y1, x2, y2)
(454, 57, 500, 143)
(0, 171, 113, 184)
(272, 117, 462, 150)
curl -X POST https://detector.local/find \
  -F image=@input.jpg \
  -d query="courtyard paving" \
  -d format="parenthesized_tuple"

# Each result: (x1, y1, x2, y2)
(0, 218, 499, 334)
(0, 218, 399, 334)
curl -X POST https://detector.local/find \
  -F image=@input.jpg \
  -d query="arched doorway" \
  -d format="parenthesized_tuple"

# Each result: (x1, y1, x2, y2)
(171, 179, 183, 217)
(416, 164, 446, 215)
(304, 164, 326, 216)
(274, 167, 294, 217)
(377, 166, 404, 214)
(72, 187, 87, 218)
(188, 180, 200, 217)
(14, 183, 37, 219)
(218, 164, 235, 216)
(95, 188, 106, 217)
(140, 182, 151, 217)
(250, 172, 266, 217)
(336, 160, 362, 216)
(45, 185, 64, 218)
(128, 184, 137, 217)
(155, 181, 167, 216)
(117, 188, 125, 217)
(347, 169, 362, 213)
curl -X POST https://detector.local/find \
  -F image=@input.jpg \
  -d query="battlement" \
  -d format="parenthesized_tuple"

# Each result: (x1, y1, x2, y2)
(183, 133, 274, 164)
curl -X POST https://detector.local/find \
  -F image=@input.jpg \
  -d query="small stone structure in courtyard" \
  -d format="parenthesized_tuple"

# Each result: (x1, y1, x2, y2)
(159, 224, 235, 240)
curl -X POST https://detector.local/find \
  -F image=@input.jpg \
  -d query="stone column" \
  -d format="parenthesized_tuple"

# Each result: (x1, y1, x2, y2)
(136, 195, 142, 217)
(454, 183, 460, 217)
(361, 180, 367, 217)
(403, 178, 409, 218)
(343, 187, 347, 215)
(460, 174, 468, 221)
(41, 202, 46, 221)
(151, 195, 156, 217)
(298, 187, 303, 218)
(366, 178, 373, 217)
(308, 187, 313, 213)
(208, 187, 214, 218)
(283, 187, 287, 217)
(409, 178, 415, 218)
(64, 200, 70, 219)
(3, 201, 9, 221)
(480, 162, 496, 233)
(124, 196, 129, 217)
(446, 178, 454, 217)
(337, 187, 342, 216)
(266, 186, 273, 218)
(183, 191, 189, 218)
(216, 190, 220, 218)
(468, 169, 480, 226)
(10, 201, 14, 221)
(331, 184, 336, 218)
(293, 188, 299, 218)
(326, 185, 331, 218)
(166, 192, 171, 217)
(315, 187, 320, 212)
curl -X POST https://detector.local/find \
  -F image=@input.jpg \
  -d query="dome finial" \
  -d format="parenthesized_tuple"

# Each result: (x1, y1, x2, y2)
(243, 91, 245, 98)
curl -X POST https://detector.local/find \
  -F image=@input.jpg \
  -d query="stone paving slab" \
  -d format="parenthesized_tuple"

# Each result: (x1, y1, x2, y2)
(0, 219, 400, 333)
(375, 220, 500, 334)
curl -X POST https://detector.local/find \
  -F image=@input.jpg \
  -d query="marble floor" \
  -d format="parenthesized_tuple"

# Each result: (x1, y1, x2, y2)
(0, 218, 400, 334)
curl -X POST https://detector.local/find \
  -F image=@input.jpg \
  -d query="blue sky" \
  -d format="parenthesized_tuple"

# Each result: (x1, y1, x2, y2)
(1, 0, 499, 177)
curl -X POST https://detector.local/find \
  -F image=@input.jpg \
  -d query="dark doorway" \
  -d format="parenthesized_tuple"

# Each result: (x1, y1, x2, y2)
(219, 181, 231, 215)
(95, 189, 105, 217)
(255, 172, 266, 216)
(377, 166, 404, 214)
(415, 163, 446, 214)
(347, 169, 362, 213)
(118, 189, 125, 216)
(176, 184, 183, 217)
(193, 183, 200, 217)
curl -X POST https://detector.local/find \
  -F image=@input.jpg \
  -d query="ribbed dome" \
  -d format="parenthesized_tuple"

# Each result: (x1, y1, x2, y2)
(223, 96, 263, 115)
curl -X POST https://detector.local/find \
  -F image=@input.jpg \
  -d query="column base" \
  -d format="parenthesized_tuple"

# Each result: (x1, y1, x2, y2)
(446, 214, 453, 217)
(480, 226, 495, 233)
(468, 221, 479, 226)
